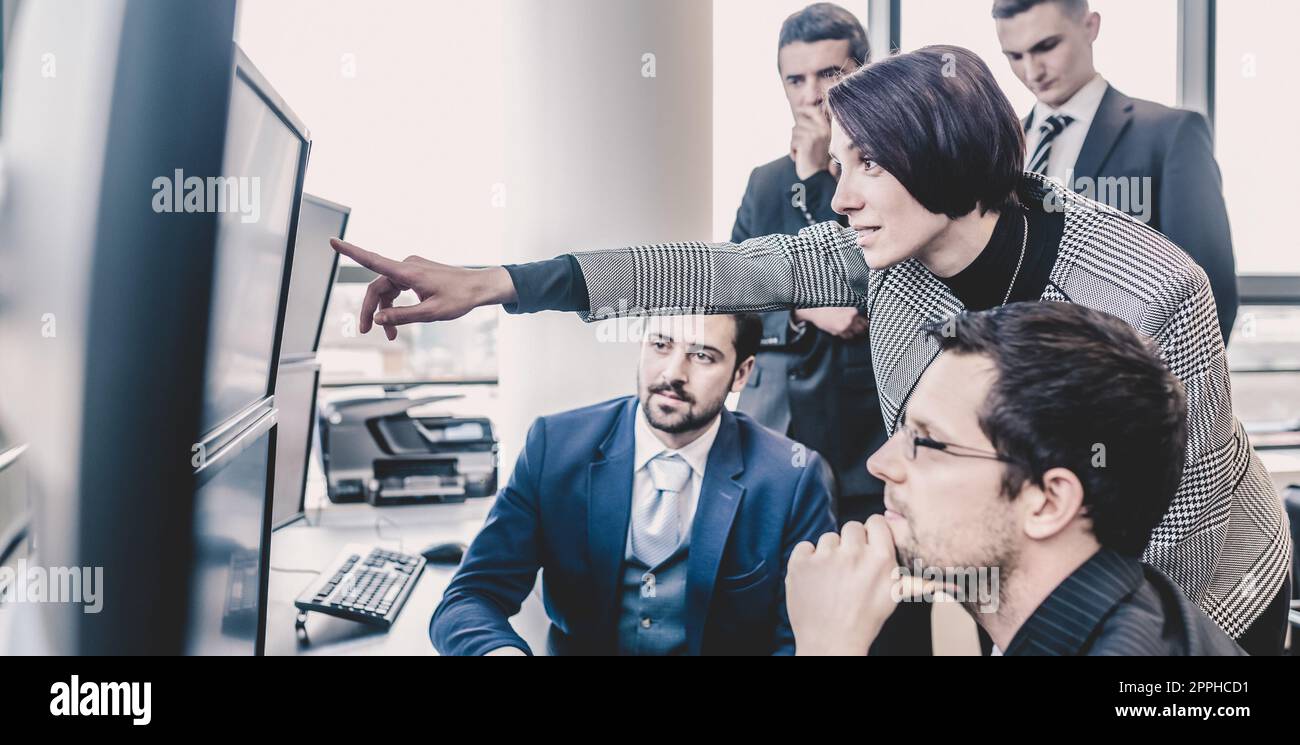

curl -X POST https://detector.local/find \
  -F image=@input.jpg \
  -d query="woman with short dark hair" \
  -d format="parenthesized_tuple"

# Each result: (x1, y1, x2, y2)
(332, 45, 1291, 654)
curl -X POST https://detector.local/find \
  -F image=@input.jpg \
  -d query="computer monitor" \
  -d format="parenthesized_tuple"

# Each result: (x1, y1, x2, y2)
(279, 194, 350, 360)
(0, 0, 238, 654)
(184, 44, 310, 655)
(0, 443, 29, 564)
(270, 359, 320, 530)
(188, 404, 276, 655)
(200, 45, 310, 436)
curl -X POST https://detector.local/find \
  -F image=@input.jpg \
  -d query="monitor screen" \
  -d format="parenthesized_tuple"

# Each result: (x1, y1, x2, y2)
(187, 411, 275, 655)
(186, 47, 308, 655)
(0, 444, 29, 562)
(201, 60, 309, 433)
(279, 195, 348, 359)
(270, 361, 319, 530)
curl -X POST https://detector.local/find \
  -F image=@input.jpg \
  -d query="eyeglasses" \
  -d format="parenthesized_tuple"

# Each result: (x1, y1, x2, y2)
(896, 423, 1018, 464)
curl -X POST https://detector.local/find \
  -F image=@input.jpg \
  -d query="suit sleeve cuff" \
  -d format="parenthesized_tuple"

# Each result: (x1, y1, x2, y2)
(502, 255, 590, 314)
(459, 634, 535, 657)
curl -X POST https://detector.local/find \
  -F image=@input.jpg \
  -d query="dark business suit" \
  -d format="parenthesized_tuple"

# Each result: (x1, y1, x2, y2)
(730, 156, 887, 519)
(1026, 84, 1238, 342)
(1006, 548, 1246, 655)
(430, 396, 835, 656)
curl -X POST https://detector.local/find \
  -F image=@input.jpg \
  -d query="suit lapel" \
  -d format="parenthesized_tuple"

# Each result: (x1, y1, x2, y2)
(1073, 85, 1133, 183)
(871, 260, 964, 432)
(684, 409, 745, 655)
(586, 398, 637, 633)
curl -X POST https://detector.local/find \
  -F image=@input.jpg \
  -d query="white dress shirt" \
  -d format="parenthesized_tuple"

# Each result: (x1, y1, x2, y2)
(624, 401, 722, 559)
(1024, 73, 1109, 184)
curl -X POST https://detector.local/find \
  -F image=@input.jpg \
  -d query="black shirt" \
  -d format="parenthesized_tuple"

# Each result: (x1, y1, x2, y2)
(1004, 548, 1246, 656)
(935, 205, 1064, 311)
(502, 254, 589, 315)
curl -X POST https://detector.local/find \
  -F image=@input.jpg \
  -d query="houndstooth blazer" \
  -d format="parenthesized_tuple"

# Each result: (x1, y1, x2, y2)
(571, 173, 1291, 638)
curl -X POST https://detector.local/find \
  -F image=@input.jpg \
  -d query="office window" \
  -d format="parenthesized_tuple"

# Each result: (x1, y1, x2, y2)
(899, 0, 1178, 116)
(1215, 0, 1299, 275)
(1229, 305, 1300, 433)
(317, 285, 497, 385)
(236, 0, 506, 385)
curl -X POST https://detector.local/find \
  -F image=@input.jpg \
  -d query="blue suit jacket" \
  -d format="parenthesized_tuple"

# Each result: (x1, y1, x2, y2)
(430, 396, 836, 655)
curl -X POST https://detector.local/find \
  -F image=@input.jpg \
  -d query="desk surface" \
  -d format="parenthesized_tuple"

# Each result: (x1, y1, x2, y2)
(265, 498, 551, 655)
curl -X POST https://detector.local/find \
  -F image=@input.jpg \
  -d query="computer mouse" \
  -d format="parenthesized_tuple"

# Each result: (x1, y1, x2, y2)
(421, 541, 467, 564)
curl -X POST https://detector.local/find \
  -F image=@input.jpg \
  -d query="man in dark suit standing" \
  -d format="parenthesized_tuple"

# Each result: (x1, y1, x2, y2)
(431, 314, 835, 655)
(994, 0, 1239, 342)
(731, 3, 885, 525)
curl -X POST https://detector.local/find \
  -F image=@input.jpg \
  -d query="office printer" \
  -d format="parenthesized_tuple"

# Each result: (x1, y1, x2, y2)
(319, 389, 498, 505)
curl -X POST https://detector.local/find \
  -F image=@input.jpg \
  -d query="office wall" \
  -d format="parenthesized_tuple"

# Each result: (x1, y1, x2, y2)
(712, 0, 867, 242)
(495, 0, 714, 467)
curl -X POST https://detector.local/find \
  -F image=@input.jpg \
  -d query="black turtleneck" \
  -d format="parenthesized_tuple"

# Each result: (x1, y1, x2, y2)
(934, 205, 1065, 311)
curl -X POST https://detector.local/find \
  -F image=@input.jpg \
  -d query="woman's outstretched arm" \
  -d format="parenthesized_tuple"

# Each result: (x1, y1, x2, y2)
(569, 220, 869, 321)
(330, 220, 869, 337)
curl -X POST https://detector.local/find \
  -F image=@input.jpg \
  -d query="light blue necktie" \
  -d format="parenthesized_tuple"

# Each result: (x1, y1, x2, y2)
(631, 453, 691, 568)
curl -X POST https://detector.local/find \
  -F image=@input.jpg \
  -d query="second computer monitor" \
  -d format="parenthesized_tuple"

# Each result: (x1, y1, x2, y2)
(279, 194, 350, 360)
(270, 359, 320, 530)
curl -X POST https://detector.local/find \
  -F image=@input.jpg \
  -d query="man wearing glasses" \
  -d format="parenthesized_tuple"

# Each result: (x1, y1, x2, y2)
(785, 302, 1249, 655)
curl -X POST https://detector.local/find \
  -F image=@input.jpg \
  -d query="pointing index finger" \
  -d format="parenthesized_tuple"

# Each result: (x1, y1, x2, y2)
(330, 239, 418, 285)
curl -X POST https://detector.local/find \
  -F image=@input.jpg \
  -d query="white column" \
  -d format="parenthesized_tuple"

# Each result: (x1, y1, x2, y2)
(496, 0, 714, 469)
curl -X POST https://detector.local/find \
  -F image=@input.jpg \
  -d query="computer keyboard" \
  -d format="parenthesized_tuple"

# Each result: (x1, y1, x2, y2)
(294, 544, 425, 629)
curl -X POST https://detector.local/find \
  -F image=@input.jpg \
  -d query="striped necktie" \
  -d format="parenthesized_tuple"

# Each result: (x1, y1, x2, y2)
(1027, 113, 1074, 174)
